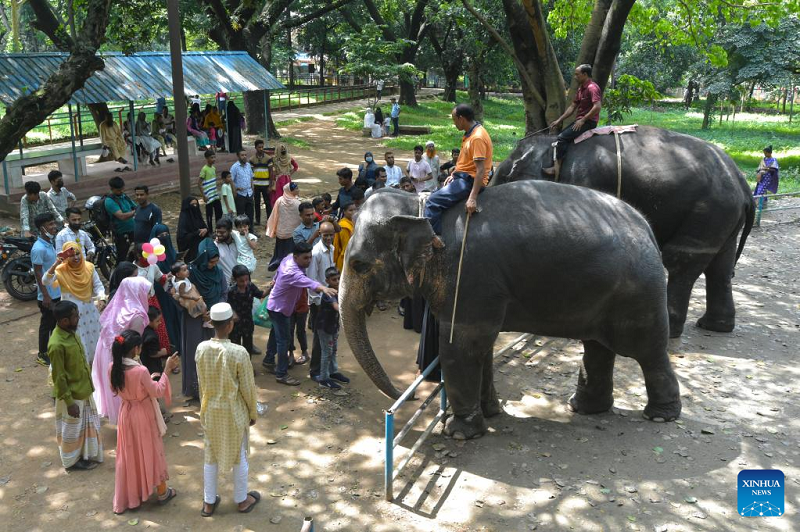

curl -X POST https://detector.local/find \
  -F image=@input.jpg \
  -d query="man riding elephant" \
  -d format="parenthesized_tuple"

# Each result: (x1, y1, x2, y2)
(541, 64, 602, 179)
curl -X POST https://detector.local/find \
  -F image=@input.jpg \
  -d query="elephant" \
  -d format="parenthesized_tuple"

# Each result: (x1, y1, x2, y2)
(492, 125, 755, 338)
(339, 183, 682, 440)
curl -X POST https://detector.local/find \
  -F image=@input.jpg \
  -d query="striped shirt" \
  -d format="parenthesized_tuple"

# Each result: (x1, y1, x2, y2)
(200, 165, 219, 202)
(250, 152, 272, 187)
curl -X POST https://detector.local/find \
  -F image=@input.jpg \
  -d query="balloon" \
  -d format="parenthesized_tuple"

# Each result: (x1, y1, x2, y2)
(147, 254, 158, 265)
(142, 243, 154, 254)
(150, 238, 161, 248)
(157, 253, 167, 261)
(141, 251, 150, 258)
(153, 245, 166, 256)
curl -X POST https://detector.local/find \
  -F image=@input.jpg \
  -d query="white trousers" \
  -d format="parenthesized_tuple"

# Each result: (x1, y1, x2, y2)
(204, 438, 249, 504)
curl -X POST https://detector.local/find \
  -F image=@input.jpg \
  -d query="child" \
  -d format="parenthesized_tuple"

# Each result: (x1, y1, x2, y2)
(312, 197, 326, 222)
(141, 306, 170, 377)
(317, 267, 348, 389)
(220, 171, 236, 218)
(333, 202, 356, 272)
(228, 265, 270, 355)
(321, 192, 333, 216)
(111, 329, 179, 514)
(232, 214, 258, 273)
(171, 261, 211, 327)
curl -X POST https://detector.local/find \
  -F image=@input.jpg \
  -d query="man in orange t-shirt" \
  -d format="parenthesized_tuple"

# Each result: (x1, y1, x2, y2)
(423, 104, 493, 235)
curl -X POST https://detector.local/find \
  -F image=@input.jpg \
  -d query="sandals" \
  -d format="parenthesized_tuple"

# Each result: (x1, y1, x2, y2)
(158, 487, 177, 505)
(68, 459, 99, 471)
(238, 491, 261, 513)
(294, 354, 309, 365)
(201, 495, 221, 517)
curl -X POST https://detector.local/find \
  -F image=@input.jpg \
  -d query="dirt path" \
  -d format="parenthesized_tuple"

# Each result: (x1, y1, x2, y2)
(0, 120, 798, 531)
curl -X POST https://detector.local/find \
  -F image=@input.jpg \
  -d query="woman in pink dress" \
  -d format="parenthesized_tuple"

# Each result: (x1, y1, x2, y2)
(92, 276, 151, 424)
(110, 329, 180, 514)
(269, 142, 298, 207)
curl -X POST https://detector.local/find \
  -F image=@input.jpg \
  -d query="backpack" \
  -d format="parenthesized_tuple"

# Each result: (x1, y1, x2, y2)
(91, 194, 124, 235)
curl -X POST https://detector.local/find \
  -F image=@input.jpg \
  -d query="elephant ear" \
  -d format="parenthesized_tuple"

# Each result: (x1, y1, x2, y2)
(387, 215, 438, 285)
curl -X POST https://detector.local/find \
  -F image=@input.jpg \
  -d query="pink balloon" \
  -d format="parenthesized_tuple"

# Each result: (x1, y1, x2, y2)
(142, 243, 154, 254)
(157, 253, 167, 261)
(147, 254, 158, 265)
(150, 238, 161, 248)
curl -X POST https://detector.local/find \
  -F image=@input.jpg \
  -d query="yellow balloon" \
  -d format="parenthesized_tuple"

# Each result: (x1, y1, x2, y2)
(142, 251, 150, 258)
(154, 245, 166, 256)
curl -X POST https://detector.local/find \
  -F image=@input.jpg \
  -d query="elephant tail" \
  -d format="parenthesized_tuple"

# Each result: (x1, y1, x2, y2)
(735, 197, 755, 265)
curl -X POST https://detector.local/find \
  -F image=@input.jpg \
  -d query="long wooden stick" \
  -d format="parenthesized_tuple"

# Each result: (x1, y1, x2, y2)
(449, 212, 471, 344)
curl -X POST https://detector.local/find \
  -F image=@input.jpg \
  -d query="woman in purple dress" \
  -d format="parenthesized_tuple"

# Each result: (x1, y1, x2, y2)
(754, 145, 779, 200)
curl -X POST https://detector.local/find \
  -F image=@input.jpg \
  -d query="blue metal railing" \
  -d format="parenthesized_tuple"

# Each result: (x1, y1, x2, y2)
(753, 191, 800, 227)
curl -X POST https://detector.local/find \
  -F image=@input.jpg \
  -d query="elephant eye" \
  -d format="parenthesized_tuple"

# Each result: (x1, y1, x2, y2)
(350, 259, 372, 274)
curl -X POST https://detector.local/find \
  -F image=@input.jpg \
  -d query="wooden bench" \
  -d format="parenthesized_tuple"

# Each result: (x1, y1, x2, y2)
(3, 142, 104, 188)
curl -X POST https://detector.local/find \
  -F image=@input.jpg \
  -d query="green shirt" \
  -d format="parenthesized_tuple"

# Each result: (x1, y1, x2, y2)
(104, 194, 136, 235)
(200, 165, 219, 202)
(49, 326, 93, 406)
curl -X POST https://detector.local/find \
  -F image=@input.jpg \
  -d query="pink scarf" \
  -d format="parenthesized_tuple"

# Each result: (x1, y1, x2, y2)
(100, 276, 150, 332)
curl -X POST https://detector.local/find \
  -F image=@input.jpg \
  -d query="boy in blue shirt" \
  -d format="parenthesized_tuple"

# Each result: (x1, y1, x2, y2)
(31, 212, 62, 366)
(317, 267, 349, 389)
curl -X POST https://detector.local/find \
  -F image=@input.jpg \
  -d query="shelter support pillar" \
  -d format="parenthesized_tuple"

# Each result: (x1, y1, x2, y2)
(68, 104, 80, 182)
(129, 101, 137, 171)
(168, 0, 191, 198)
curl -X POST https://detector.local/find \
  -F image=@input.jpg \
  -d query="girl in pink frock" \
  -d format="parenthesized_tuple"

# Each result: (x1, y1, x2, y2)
(269, 142, 298, 207)
(111, 329, 180, 514)
(93, 276, 151, 424)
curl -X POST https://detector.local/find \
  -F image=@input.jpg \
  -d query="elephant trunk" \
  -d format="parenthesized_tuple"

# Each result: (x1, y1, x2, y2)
(339, 272, 402, 400)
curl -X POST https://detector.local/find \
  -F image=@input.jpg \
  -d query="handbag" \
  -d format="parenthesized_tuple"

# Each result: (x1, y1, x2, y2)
(253, 297, 272, 329)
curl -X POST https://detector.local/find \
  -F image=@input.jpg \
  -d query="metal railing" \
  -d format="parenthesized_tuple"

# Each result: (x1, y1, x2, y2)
(384, 332, 532, 502)
(754, 191, 800, 226)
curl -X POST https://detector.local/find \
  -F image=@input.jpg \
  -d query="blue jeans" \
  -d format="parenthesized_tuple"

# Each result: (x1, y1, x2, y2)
(317, 329, 339, 382)
(555, 119, 597, 160)
(423, 172, 483, 235)
(264, 310, 292, 378)
(391, 117, 399, 136)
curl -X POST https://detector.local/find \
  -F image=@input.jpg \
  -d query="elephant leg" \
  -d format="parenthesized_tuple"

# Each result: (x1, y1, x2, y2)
(480, 347, 501, 418)
(663, 247, 711, 338)
(568, 340, 616, 415)
(697, 233, 737, 333)
(636, 351, 682, 422)
(440, 330, 499, 440)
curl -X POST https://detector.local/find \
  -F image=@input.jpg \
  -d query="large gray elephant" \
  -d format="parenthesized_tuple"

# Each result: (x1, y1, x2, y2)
(340, 183, 681, 440)
(492, 126, 755, 338)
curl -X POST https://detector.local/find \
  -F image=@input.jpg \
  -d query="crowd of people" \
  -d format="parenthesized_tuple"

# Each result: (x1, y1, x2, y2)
(21, 101, 494, 518)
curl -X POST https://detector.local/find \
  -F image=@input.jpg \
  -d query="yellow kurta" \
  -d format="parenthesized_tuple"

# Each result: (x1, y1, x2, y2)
(196, 338, 258, 470)
(99, 121, 127, 160)
(333, 217, 354, 272)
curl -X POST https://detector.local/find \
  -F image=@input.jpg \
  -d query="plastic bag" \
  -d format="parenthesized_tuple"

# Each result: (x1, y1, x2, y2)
(253, 297, 272, 329)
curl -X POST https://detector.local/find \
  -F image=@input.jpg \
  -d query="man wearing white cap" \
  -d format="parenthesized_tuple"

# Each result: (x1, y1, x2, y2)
(196, 302, 260, 517)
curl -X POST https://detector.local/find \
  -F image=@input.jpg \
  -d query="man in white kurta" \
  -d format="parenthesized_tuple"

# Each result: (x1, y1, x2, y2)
(196, 303, 260, 516)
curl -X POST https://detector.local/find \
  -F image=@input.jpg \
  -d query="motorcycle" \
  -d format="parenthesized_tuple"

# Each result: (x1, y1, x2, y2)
(83, 220, 117, 281)
(1, 236, 37, 301)
(84, 196, 117, 281)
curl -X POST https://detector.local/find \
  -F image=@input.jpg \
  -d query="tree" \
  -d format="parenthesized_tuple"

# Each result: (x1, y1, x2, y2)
(0, 0, 112, 161)
(362, 0, 431, 106)
(199, 0, 355, 138)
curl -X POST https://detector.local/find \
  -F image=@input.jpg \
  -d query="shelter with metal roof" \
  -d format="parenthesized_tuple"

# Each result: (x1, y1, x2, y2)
(0, 51, 284, 104)
(0, 51, 284, 194)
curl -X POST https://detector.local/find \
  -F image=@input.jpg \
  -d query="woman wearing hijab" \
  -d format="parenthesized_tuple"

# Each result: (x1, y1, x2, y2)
(269, 142, 299, 207)
(357, 151, 380, 187)
(150, 223, 177, 274)
(226, 99, 244, 153)
(181, 239, 224, 399)
(203, 104, 226, 151)
(43, 242, 106, 363)
(92, 276, 151, 424)
(266, 182, 301, 272)
(177, 196, 209, 263)
(108, 262, 138, 301)
(187, 108, 211, 151)
(148, 223, 182, 354)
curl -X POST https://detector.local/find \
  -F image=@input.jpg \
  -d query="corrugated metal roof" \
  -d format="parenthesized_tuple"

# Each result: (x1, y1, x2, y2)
(0, 51, 285, 105)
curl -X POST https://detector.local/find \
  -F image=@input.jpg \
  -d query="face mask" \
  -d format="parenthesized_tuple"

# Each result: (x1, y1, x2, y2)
(69, 223, 82, 232)
(366, 157, 373, 163)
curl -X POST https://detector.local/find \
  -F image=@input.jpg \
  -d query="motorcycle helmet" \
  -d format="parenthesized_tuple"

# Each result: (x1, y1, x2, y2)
(84, 195, 102, 212)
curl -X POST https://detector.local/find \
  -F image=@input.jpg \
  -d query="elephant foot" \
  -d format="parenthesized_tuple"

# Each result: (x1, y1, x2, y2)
(567, 391, 614, 415)
(481, 396, 502, 418)
(444, 412, 487, 440)
(696, 314, 734, 333)
(642, 398, 681, 423)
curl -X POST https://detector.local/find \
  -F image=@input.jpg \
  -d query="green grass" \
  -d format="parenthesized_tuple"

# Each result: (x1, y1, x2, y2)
(336, 93, 800, 192)
(282, 137, 311, 149)
(274, 116, 316, 127)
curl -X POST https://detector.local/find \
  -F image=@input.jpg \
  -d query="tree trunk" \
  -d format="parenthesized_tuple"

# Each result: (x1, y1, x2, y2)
(702, 94, 717, 130)
(399, 78, 418, 106)
(781, 88, 788, 114)
(243, 89, 279, 139)
(590, 0, 635, 92)
(442, 60, 460, 102)
(0, 53, 105, 160)
(467, 60, 484, 121)
(86, 102, 110, 127)
(573, 0, 613, 91)
(745, 82, 755, 111)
